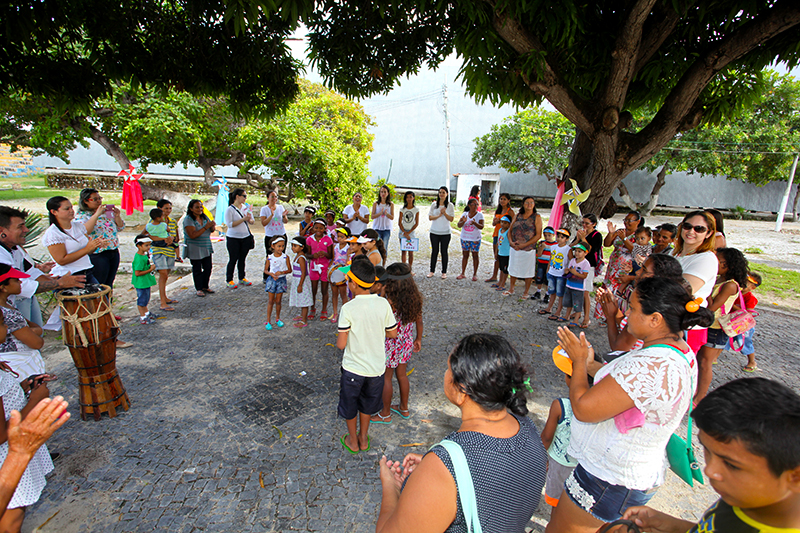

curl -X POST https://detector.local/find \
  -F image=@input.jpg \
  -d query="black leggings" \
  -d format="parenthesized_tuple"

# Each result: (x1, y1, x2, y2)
(429, 233, 451, 274)
(190, 256, 213, 290)
(89, 249, 121, 288)
(226, 236, 251, 282)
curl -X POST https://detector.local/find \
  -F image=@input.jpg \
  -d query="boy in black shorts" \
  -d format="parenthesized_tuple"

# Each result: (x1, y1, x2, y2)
(335, 259, 397, 454)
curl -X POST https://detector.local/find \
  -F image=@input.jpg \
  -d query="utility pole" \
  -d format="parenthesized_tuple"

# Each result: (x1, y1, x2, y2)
(776, 153, 799, 232)
(443, 84, 451, 192)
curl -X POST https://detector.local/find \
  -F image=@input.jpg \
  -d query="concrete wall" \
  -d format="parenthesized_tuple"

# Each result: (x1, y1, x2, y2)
(31, 60, 797, 213)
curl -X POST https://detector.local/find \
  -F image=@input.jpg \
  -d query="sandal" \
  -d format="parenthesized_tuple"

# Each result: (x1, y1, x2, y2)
(330, 314, 338, 323)
(556, 316, 568, 322)
(502, 291, 514, 297)
(308, 308, 316, 319)
(548, 315, 561, 321)
(441, 273, 447, 279)
(472, 275, 478, 281)
(160, 306, 176, 312)
(294, 321, 308, 328)
(340, 434, 358, 455)
(426, 272, 434, 278)
(202, 288, 215, 294)
(456, 274, 466, 280)
(743, 364, 758, 373)
(537, 309, 550, 315)
(484, 278, 497, 283)
(580, 322, 590, 329)
(196, 291, 205, 297)
(370, 412, 392, 425)
(490, 283, 499, 288)
(292, 316, 304, 322)
(320, 312, 328, 321)
(390, 405, 410, 419)
(166, 299, 179, 304)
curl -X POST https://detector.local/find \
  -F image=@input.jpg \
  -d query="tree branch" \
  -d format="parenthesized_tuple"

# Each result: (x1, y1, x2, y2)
(601, 0, 659, 111)
(490, 9, 595, 135)
(633, 3, 688, 73)
(626, 1, 800, 172)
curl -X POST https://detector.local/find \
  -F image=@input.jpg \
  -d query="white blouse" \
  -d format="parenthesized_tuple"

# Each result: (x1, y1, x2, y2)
(568, 344, 697, 491)
(41, 222, 94, 276)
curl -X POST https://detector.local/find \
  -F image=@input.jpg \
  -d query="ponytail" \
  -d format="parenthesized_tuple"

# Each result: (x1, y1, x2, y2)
(46, 196, 70, 235)
(635, 277, 714, 333)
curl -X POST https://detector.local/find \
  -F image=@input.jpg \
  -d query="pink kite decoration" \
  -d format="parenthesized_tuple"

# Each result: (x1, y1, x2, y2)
(119, 164, 144, 215)
(548, 180, 566, 230)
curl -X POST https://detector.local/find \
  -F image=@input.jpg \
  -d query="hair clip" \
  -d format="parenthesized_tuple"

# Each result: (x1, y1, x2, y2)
(685, 297, 703, 313)
(512, 378, 535, 396)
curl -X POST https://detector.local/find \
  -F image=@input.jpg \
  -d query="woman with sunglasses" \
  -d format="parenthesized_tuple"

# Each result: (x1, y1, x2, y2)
(223, 188, 255, 289)
(672, 210, 719, 354)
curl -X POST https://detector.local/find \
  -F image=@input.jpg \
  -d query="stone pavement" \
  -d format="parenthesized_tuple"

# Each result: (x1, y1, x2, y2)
(25, 212, 800, 533)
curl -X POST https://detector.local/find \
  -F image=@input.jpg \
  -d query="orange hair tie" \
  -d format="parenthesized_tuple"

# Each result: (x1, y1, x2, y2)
(685, 297, 703, 313)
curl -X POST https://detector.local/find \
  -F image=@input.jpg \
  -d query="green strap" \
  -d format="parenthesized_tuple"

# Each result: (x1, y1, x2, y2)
(650, 344, 694, 447)
(436, 440, 483, 533)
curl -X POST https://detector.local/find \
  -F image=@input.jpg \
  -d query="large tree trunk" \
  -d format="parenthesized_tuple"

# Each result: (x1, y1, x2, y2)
(87, 123, 192, 206)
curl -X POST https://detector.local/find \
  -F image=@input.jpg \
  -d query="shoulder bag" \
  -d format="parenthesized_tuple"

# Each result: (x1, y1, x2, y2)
(232, 206, 255, 250)
(655, 344, 704, 487)
(717, 290, 756, 337)
(435, 439, 483, 533)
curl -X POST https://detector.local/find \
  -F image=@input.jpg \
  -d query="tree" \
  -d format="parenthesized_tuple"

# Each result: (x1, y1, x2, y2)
(626, 71, 800, 214)
(0, 80, 375, 211)
(1, 0, 311, 114)
(306, 0, 800, 214)
(471, 107, 574, 179)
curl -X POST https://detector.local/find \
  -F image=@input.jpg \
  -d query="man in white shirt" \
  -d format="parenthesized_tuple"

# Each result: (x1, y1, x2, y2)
(0, 206, 86, 326)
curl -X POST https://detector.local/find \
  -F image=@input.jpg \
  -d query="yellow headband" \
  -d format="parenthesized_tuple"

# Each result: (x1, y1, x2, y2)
(346, 270, 375, 288)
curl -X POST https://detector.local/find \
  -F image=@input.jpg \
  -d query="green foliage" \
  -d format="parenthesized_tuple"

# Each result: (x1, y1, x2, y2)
(744, 247, 763, 254)
(0, 0, 311, 115)
(752, 265, 800, 297)
(644, 72, 800, 186)
(472, 107, 574, 177)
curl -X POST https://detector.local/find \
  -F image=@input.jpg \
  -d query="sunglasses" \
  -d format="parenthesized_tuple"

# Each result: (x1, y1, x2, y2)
(681, 222, 708, 233)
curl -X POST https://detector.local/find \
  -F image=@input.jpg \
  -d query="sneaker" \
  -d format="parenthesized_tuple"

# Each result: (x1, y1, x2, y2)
(532, 292, 542, 300)
(276, 320, 285, 327)
(227, 281, 238, 289)
(265, 323, 273, 331)
(239, 278, 253, 286)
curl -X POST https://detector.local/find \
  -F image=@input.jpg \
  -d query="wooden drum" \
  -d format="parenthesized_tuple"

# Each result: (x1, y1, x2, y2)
(56, 284, 130, 420)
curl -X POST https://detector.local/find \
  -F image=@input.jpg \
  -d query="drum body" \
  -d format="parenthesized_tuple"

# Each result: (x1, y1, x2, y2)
(56, 284, 130, 420)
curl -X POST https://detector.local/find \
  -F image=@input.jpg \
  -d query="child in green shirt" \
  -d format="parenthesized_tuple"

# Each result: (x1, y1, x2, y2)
(132, 235, 158, 324)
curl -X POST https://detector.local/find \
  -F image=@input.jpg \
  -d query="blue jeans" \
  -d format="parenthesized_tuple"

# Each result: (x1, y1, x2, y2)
(375, 229, 391, 246)
(741, 326, 756, 355)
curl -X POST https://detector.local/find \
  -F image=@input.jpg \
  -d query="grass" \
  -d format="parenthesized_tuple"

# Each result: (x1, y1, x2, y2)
(744, 247, 763, 254)
(749, 264, 800, 298)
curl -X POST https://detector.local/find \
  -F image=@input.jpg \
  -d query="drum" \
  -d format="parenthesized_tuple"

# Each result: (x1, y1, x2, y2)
(328, 265, 347, 286)
(56, 284, 130, 421)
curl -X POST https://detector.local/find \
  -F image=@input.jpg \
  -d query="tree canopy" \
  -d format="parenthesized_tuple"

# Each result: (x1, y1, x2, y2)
(307, 0, 800, 213)
(0, 80, 375, 211)
(1, 0, 311, 114)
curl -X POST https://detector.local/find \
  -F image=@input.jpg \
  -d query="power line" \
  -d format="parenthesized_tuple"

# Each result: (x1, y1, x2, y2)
(664, 146, 799, 155)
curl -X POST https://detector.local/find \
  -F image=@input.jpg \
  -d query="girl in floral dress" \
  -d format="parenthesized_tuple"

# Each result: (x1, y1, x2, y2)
(370, 262, 423, 424)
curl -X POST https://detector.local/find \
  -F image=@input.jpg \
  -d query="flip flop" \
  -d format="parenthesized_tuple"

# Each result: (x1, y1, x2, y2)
(361, 435, 371, 452)
(490, 283, 499, 288)
(537, 309, 550, 315)
(556, 317, 568, 322)
(320, 312, 329, 321)
(548, 315, 561, 321)
(471, 275, 478, 281)
(484, 278, 497, 283)
(196, 291, 205, 297)
(456, 274, 466, 280)
(743, 364, 758, 373)
(495, 286, 506, 291)
(340, 434, 358, 455)
(426, 272, 434, 278)
(370, 413, 392, 425)
(391, 405, 410, 419)
(502, 291, 514, 297)
(569, 322, 580, 328)
(294, 321, 308, 328)
(166, 299, 179, 304)
(580, 322, 590, 329)
(159, 306, 176, 312)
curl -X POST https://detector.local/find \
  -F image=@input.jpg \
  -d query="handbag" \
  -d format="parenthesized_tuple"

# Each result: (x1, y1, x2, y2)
(655, 344, 704, 487)
(597, 520, 641, 533)
(232, 206, 256, 250)
(717, 291, 756, 337)
(435, 440, 482, 533)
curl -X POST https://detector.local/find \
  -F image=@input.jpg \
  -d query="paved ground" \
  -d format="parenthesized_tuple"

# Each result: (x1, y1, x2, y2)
(24, 213, 800, 533)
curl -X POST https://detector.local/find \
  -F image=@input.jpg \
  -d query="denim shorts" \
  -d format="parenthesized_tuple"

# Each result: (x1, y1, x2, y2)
(536, 262, 549, 284)
(337, 368, 384, 419)
(565, 464, 655, 522)
(265, 276, 287, 294)
(547, 273, 567, 297)
(704, 328, 730, 349)
(461, 239, 480, 252)
(136, 288, 151, 307)
(563, 287, 585, 312)
(152, 253, 175, 271)
(741, 326, 756, 355)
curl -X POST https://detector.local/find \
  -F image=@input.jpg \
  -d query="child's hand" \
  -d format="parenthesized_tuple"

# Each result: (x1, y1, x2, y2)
(413, 339, 421, 352)
(401, 453, 424, 477)
(379, 456, 406, 495)
(623, 506, 691, 533)
(297, 286, 303, 294)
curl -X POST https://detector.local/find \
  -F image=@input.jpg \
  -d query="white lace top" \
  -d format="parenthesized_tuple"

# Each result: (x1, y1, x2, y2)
(42, 222, 93, 276)
(568, 344, 697, 490)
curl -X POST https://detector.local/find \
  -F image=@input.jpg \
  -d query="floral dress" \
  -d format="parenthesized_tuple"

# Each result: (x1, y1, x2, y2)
(288, 254, 313, 308)
(385, 311, 413, 368)
(595, 233, 635, 321)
